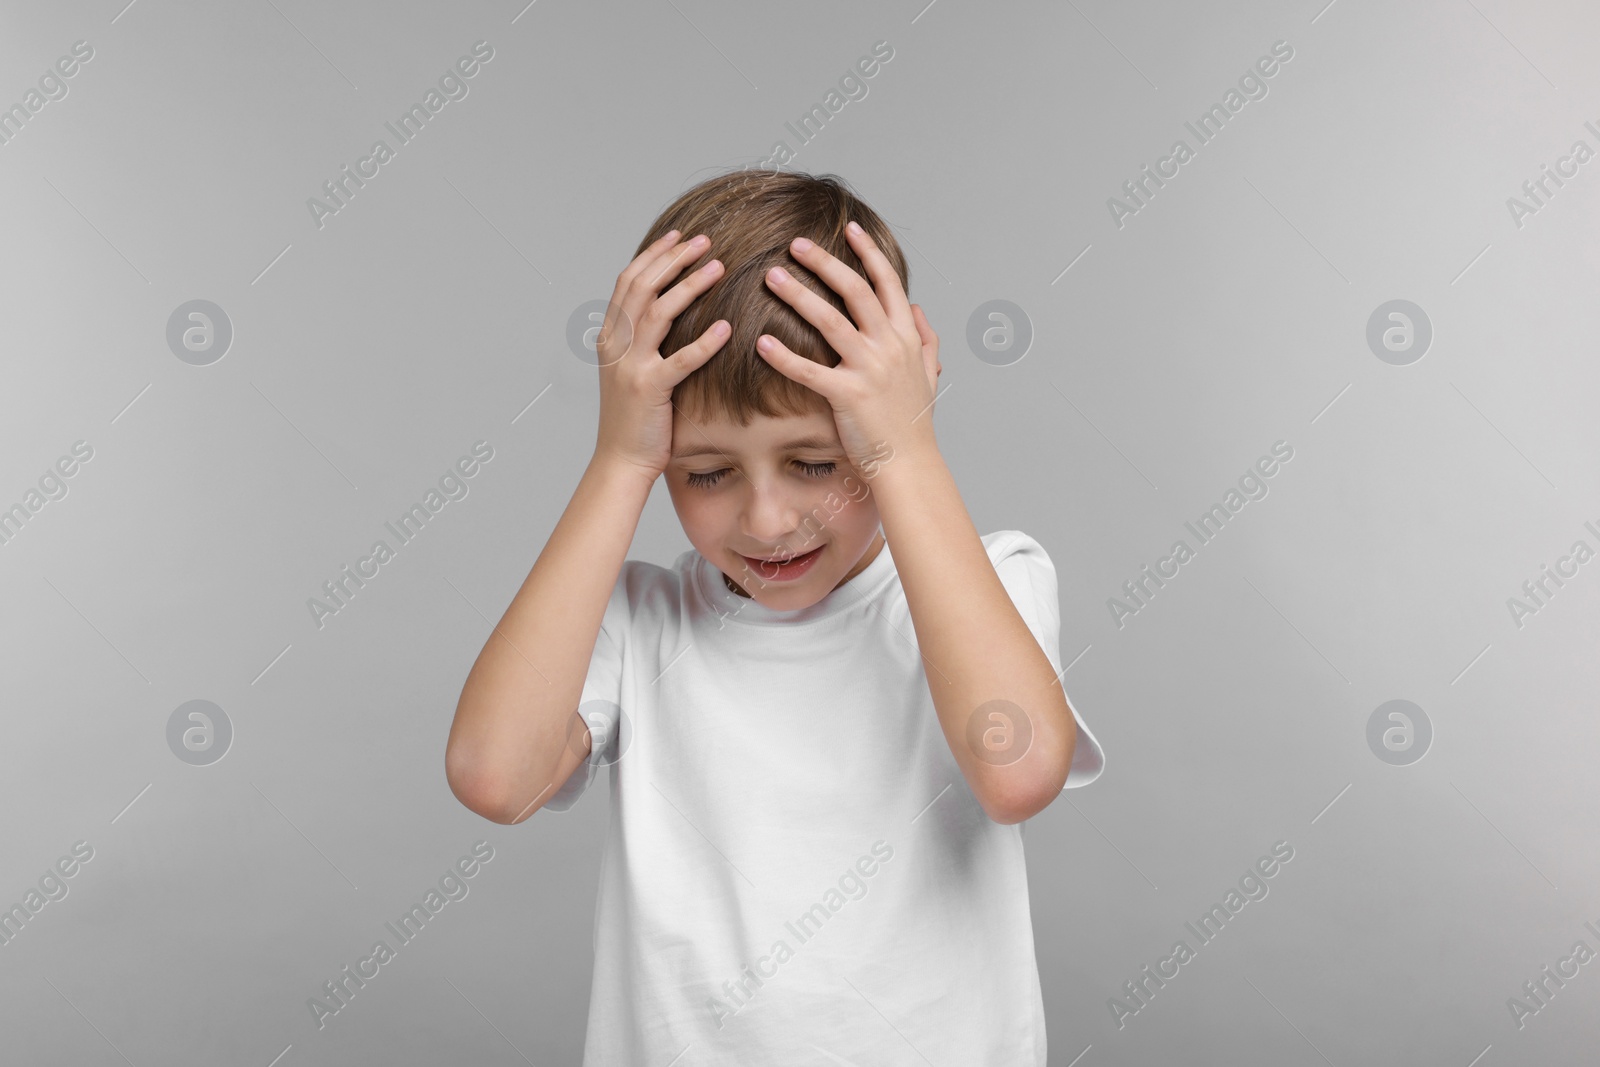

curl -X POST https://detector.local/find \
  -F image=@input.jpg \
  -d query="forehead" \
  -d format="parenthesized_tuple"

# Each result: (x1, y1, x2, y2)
(669, 408, 840, 460)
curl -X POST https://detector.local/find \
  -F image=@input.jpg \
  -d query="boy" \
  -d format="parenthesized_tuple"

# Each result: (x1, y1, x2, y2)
(445, 170, 1105, 1064)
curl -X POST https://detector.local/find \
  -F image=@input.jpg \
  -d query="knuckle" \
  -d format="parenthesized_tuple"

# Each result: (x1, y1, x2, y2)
(636, 261, 671, 291)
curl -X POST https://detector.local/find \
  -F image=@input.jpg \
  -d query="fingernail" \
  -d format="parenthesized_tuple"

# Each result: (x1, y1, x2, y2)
(769, 267, 789, 283)
(847, 221, 864, 237)
(792, 237, 813, 252)
(757, 336, 774, 352)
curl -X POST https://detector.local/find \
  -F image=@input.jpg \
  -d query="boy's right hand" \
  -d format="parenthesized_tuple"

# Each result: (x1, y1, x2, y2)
(592, 231, 731, 480)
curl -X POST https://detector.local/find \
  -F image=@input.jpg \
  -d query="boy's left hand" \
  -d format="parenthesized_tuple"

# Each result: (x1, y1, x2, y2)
(754, 222, 942, 478)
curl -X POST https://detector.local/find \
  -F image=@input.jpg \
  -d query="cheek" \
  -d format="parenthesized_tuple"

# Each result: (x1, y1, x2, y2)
(828, 479, 878, 530)
(670, 487, 729, 541)
(666, 483, 700, 524)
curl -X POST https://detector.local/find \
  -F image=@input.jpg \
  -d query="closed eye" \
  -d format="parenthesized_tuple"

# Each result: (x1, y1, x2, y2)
(684, 460, 837, 488)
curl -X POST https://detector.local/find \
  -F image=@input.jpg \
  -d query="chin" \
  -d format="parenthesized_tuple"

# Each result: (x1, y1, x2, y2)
(754, 584, 829, 610)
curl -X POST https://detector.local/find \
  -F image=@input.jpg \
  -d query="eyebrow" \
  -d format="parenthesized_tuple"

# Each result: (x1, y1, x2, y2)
(670, 434, 841, 460)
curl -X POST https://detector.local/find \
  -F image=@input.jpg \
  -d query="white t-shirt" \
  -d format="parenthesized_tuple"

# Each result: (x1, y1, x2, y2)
(547, 529, 1105, 1065)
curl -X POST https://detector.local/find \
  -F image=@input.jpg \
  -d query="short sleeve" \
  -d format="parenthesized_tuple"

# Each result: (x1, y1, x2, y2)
(989, 531, 1105, 789)
(543, 564, 630, 813)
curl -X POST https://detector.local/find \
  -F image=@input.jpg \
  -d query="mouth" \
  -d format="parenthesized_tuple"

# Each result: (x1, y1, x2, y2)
(738, 544, 824, 582)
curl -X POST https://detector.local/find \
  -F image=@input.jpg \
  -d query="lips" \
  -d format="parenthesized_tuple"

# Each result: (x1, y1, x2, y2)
(734, 543, 825, 584)
(745, 546, 818, 564)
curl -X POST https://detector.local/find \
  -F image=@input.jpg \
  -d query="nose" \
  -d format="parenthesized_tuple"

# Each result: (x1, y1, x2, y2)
(740, 474, 804, 550)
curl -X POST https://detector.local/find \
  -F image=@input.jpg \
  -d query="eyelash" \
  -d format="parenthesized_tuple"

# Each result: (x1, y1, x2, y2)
(685, 461, 836, 488)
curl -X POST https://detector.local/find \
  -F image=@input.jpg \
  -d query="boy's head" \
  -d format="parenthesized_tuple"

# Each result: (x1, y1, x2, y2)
(635, 169, 911, 610)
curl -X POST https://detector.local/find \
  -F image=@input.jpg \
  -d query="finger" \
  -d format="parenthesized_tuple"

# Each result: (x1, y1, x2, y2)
(600, 232, 705, 362)
(781, 237, 892, 341)
(639, 257, 726, 349)
(620, 234, 711, 331)
(843, 223, 915, 333)
(657, 320, 733, 389)
(612, 229, 689, 301)
(642, 234, 711, 291)
(764, 263, 866, 362)
(621, 251, 720, 362)
(754, 333, 838, 400)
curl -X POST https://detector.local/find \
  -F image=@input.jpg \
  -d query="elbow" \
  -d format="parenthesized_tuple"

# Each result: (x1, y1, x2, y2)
(453, 777, 537, 825)
(984, 787, 1055, 825)
(445, 751, 529, 825)
(980, 772, 1058, 824)
(982, 730, 1076, 825)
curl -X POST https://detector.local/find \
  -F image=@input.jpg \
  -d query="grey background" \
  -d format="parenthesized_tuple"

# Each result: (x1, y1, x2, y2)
(2, 0, 1597, 1063)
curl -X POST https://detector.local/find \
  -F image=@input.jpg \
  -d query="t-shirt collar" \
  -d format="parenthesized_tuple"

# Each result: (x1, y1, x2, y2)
(694, 531, 897, 626)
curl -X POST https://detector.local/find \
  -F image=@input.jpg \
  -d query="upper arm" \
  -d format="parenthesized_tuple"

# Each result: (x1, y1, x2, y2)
(990, 532, 1106, 791)
(540, 567, 630, 815)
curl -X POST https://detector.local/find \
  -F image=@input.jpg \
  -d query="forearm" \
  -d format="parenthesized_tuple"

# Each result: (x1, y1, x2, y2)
(868, 445, 1076, 823)
(446, 453, 656, 821)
